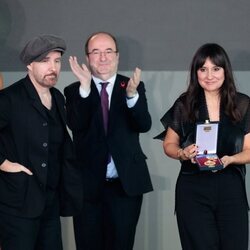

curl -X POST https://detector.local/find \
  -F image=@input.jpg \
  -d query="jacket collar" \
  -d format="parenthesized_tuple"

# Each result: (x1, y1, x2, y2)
(23, 75, 64, 122)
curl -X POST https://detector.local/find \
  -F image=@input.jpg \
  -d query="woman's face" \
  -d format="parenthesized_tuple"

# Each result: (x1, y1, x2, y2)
(197, 57, 225, 94)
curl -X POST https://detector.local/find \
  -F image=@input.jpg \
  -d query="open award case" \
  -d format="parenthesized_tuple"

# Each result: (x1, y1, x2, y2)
(195, 121, 223, 171)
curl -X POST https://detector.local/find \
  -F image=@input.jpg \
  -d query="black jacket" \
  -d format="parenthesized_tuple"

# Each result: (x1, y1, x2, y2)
(0, 75, 82, 217)
(64, 74, 153, 201)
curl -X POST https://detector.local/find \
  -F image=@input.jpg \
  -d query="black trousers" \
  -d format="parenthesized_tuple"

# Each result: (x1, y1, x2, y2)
(176, 168, 249, 250)
(73, 179, 143, 250)
(0, 190, 62, 250)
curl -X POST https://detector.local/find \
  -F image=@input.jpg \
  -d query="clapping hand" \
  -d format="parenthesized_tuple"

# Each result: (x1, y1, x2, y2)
(126, 67, 141, 97)
(69, 56, 92, 90)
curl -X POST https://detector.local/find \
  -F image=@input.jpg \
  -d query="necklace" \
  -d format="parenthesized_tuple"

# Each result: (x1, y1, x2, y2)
(204, 94, 220, 122)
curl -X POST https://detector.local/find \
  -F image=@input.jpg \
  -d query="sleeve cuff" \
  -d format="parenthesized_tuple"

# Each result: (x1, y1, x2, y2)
(79, 86, 91, 98)
(126, 92, 139, 108)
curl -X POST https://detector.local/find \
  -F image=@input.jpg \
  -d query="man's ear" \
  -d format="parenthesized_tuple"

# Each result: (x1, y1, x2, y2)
(85, 55, 89, 65)
(27, 63, 32, 71)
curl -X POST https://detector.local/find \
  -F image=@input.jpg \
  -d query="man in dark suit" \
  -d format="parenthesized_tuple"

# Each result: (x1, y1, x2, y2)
(64, 31, 153, 250)
(0, 34, 82, 250)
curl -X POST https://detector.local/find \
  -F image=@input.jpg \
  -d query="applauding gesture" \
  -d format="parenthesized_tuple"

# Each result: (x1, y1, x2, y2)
(69, 56, 92, 90)
(126, 67, 141, 98)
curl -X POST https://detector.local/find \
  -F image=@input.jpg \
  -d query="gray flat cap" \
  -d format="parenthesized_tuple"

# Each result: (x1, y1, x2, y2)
(20, 34, 66, 65)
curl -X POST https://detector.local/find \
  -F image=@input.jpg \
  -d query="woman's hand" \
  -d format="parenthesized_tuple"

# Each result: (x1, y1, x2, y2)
(182, 144, 198, 162)
(164, 127, 198, 163)
(220, 155, 235, 168)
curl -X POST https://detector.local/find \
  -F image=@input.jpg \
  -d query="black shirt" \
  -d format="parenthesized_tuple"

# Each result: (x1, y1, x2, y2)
(44, 96, 64, 190)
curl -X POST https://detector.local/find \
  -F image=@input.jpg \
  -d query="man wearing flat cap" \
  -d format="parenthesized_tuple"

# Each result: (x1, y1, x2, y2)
(0, 34, 82, 250)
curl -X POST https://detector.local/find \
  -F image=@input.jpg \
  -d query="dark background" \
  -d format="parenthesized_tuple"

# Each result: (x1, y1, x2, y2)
(1, 0, 250, 71)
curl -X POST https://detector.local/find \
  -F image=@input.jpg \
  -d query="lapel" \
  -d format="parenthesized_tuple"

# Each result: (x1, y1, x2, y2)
(51, 88, 67, 125)
(108, 75, 127, 130)
(89, 80, 106, 134)
(110, 75, 124, 109)
(91, 79, 100, 100)
(23, 75, 48, 120)
(23, 75, 66, 124)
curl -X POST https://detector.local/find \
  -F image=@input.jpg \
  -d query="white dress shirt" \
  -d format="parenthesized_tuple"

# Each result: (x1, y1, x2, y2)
(79, 74, 139, 178)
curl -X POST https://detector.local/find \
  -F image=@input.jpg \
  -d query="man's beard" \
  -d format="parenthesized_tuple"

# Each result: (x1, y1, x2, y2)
(43, 73, 58, 86)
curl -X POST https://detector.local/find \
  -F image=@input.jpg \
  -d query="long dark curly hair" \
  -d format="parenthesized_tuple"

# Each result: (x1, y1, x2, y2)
(181, 43, 241, 122)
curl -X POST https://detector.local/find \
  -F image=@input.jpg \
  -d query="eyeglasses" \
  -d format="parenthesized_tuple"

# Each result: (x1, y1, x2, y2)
(87, 49, 118, 57)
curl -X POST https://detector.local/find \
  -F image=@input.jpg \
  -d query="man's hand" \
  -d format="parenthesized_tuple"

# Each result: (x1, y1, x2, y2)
(0, 160, 33, 175)
(126, 67, 141, 98)
(69, 56, 92, 90)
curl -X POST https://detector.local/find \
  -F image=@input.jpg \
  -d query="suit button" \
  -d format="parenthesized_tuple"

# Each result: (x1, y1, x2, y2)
(43, 143, 48, 147)
(41, 163, 47, 167)
(43, 122, 48, 126)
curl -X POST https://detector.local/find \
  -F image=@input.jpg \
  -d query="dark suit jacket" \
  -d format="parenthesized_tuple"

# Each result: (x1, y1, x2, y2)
(0, 75, 82, 218)
(64, 74, 153, 201)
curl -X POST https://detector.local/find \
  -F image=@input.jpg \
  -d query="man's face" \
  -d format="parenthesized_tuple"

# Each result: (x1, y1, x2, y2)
(27, 51, 62, 88)
(86, 33, 119, 81)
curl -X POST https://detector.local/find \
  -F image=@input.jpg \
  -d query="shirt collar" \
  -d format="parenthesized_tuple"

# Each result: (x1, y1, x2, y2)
(92, 74, 117, 87)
